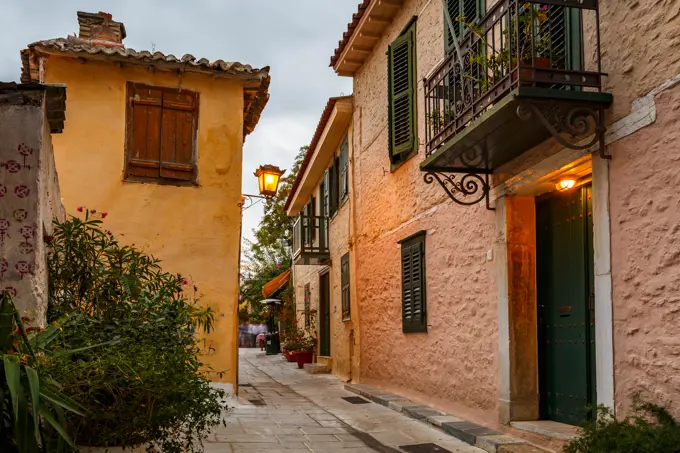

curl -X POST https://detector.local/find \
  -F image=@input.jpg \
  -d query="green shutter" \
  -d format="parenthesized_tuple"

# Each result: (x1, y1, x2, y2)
(401, 232, 427, 333)
(341, 253, 350, 321)
(389, 24, 416, 160)
(444, 0, 484, 54)
(322, 170, 330, 218)
(339, 134, 349, 202)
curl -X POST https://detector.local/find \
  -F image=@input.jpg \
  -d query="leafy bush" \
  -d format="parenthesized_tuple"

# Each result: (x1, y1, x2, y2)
(1, 291, 85, 452)
(42, 212, 227, 453)
(565, 397, 680, 453)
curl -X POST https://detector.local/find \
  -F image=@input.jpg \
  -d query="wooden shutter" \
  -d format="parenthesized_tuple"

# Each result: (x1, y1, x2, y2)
(322, 170, 330, 218)
(389, 25, 416, 159)
(444, 0, 484, 54)
(341, 253, 350, 321)
(401, 233, 427, 333)
(127, 84, 162, 178)
(304, 283, 311, 328)
(310, 196, 316, 242)
(329, 157, 339, 216)
(339, 134, 349, 201)
(160, 90, 197, 181)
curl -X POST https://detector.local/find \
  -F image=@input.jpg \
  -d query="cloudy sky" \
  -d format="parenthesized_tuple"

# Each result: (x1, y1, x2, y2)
(0, 1, 355, 246)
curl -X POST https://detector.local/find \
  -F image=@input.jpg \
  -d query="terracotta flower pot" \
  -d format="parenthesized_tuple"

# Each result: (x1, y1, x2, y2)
(513, 57, 552, 87)
(295, 350, 314, 369)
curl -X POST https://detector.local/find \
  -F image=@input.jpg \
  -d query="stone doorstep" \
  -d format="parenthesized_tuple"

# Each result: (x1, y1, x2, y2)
(303, 363, 330, 374)
(344, 383, 546, 453)
(510, 420, 579, 441)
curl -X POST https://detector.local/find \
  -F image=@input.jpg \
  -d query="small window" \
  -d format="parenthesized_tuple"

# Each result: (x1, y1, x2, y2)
(387, 19, 417, 170)
(125, 82, 198, 183)
(339, 134, 349, 204)
(304, 283, 311, 328)
(399, 231, 427, 333)
(341, 253, 350, 321)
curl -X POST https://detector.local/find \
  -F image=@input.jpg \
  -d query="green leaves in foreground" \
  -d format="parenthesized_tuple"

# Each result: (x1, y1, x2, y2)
(0, 291, 87, 453)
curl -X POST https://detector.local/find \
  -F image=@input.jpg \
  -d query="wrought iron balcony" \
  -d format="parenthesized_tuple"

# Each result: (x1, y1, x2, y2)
(421, 0, 612, 208)
(292, 214, 329, 266)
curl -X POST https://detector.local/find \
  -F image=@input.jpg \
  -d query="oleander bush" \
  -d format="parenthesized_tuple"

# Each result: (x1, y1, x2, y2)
(41, 210, 227, 453)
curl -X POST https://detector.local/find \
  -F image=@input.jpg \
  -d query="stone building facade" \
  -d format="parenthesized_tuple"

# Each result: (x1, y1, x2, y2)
(19, 11, 270, 391)
(291, 0, 680, 444)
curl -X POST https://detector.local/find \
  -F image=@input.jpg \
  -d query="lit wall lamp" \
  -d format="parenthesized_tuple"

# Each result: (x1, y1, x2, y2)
(239, 165, 285, 210)
(556, 178, 576, 191)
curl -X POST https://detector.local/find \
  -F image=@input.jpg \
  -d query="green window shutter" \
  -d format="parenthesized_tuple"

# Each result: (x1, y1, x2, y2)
(444, 0, 484, 54)
(304, 283, 311, 328)
(310, 196, 316, 242)
(401, 232, 427, 333)
(330, 156, 339, 216)
(339, 134, 349, 202)
(341, 253, 350, 321)
(388, 24, 416, 161)
(322, 170, 330, 218)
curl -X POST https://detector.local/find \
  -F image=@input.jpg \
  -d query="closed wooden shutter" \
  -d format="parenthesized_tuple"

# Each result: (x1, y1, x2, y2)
(444, 0, 484, 54)
(341, 253, 350, 321)
(322, 170, 330, 218)
(126, 83, 198, 182)
(339, 134, 349, 201)
(160, 91, 197, 181)
(128, 84, 163, 178)
(388, 23, 416, 160)
(401, 232, 427, 333)
(310, 196, 316, 242)
(329, 156, 339, 216)
(304, 283, 311, 328)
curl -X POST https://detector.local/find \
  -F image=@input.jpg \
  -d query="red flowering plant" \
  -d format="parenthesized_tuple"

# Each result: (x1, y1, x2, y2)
(284, 309, 317, 352)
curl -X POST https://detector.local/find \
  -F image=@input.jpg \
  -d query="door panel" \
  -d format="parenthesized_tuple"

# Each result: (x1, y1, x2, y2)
(537, 183, 595, 425)
(319, 273, 331, 357)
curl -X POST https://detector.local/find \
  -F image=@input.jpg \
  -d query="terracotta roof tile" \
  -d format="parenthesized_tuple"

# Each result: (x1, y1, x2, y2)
(330, 0, 371, 68)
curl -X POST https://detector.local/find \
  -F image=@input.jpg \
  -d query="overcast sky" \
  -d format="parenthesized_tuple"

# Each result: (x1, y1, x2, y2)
(0, 1, 355, 248)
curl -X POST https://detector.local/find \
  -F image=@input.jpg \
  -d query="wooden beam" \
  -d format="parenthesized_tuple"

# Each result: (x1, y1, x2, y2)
(367, 15, 391, 26)
(359, 30, 382, 39)
(379, 0, 403, 7)
(350, 45, 373, 54)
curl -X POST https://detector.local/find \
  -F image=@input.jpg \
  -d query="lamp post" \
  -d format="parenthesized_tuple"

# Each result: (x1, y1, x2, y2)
(239, 165, 285, 210)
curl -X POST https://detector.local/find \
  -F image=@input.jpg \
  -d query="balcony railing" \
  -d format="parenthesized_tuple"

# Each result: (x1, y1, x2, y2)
(425, 0, 605, 157)
(292, 214, 329, 266)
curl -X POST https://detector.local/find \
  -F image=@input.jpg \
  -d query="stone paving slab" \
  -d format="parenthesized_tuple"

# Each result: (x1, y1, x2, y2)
(345, 383, 546, 453)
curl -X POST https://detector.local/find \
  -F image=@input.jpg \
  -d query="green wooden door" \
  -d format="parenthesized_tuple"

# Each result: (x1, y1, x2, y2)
(319, 273, 331, 357)
(536, 183, 595, 425)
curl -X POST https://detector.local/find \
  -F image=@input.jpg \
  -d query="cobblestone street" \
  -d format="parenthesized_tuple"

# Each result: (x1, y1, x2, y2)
(204, 349, 484, 453)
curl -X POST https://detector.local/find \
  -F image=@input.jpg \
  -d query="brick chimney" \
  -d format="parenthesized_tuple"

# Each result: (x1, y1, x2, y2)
(76, 11, 126, 47)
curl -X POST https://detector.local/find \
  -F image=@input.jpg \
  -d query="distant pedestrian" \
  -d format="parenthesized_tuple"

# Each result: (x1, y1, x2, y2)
(257, 332, 266, 351)
(238, 324, 248, 348)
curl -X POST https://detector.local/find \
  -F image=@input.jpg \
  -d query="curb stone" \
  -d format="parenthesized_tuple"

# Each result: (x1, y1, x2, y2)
(344, 383, 547, 453)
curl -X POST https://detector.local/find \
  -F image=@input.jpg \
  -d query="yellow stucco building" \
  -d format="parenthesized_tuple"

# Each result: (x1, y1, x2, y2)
(20, 11, 270, 390)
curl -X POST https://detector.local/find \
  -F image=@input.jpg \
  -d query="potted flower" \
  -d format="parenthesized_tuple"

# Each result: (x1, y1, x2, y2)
(294, 335, 317, 369)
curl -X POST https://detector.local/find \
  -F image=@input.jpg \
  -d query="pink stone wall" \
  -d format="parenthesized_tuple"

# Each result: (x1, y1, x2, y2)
(609, 82, 680, 418)
(352, 0, 500, 419)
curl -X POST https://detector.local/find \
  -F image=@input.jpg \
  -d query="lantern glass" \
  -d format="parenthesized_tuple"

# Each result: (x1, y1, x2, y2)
(556, 178, 576, 191)
(254, 165, 285, 198)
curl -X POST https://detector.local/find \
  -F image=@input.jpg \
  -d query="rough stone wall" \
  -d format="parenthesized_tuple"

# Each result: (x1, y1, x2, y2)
(609, 81, 680, 418)
(0, 94, 64, 326)
(352, 0, 499, 419)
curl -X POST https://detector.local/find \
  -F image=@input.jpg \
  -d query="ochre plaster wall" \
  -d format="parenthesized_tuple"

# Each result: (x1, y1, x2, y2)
(43, 56, 244, 387)
(352, 0, 499, 421)
(609, 82, 680, 418)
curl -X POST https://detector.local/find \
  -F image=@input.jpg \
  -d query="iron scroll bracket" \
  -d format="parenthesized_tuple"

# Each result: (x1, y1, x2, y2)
(423, 169, 494, 211)
(516, 99, 610, 159)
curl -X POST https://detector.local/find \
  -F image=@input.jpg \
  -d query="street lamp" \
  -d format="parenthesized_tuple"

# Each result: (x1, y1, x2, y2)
(240, 165, 285, 209)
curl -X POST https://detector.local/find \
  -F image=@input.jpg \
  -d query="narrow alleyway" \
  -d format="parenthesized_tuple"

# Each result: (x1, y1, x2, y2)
(204, 349, 484, 452)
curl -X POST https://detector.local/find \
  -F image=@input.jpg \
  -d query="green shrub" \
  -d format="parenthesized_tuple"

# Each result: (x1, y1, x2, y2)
(565, 397, 680, 453)
(42, 211, 227, 453)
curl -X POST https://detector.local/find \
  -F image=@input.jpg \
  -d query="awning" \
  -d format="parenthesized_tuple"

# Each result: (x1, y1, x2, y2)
(262, 269, 291, 299)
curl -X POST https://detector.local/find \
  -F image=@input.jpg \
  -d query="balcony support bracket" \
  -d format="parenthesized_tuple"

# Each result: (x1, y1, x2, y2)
(516, 99, 610, 160)
(423, 170, 494, 210)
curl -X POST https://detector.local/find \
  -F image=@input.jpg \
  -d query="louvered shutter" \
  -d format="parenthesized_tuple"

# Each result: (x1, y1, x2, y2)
(339, 134, 349, 201)
(310, 196, 316, 242)
(304, 283, 311, 328)
(444, 0, 484, 54)
(330, 157, 339, 216)
(389, 27, 416, 159)
(401, 233, 427, 333)
(322, 170, 330, 218)
(341, 253, 350, 321)
(128, 85, 163, 178)
(160, 91, 197, 181)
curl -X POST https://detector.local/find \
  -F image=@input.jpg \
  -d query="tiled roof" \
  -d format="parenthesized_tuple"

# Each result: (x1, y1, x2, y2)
(22, 36, 270, 138)
(283, 95, 353, 212)
(330, 0, 371, 68)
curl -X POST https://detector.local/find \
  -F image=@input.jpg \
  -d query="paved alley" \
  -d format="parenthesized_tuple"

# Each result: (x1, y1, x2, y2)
(204, 349, 484, 453)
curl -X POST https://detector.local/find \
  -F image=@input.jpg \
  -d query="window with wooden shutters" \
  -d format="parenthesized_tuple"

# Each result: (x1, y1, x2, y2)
(341, 253, 350, 321)
(399, 231, 427, 333)
(329, 155, 339, 217)
(339, 133, 349, 204)
(388, 20, 417, 168)
(444, 0, 484, 54)
(304, 283, 311, 328)
(125, 82, 198, 183)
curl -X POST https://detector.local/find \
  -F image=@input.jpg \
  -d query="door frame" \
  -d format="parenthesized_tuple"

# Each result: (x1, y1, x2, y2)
(495, 153, 615, 424)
